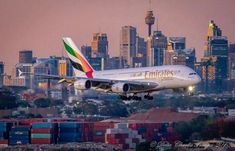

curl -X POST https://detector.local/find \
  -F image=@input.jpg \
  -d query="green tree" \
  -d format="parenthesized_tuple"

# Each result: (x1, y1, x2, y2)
(136, 142, 150, 151)
(0, 90, 17, 109)
(34, 98, 51, 108)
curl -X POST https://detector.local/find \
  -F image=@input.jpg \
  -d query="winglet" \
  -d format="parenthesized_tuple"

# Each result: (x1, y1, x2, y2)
(62, 37, 94, 78)
(18, 69, 23, 77)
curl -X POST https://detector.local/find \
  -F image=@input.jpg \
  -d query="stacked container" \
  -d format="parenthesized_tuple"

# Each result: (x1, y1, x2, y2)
(9, 126, 30, 145)
(81, 122, 94, 142)
(0, 122, 12, 147)
(105, 123, 145, 150)
(93, 122, 114, 143)
(128, 123, 161, 142)
(31, 122, 57, 144)
(58, 122, 82, 143)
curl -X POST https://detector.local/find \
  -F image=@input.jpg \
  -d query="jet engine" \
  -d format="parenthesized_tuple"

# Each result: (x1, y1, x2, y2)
(74, 79, 92, 90)
(111, 83, 130, 93)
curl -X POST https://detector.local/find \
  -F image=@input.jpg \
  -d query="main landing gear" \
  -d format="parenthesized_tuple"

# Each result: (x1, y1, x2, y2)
(119, 95, 141, 101)
(119, 93, 153, 101)
(144, 94, 153, 100)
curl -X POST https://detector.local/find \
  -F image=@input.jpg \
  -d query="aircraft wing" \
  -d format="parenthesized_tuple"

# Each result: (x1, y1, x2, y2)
(34, 73, 76, 84)
(34, 74, 159, 93)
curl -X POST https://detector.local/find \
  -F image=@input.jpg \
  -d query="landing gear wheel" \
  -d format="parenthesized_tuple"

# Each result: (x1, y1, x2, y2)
(119, 95, 127, 100)
(144, 94, 153, 100)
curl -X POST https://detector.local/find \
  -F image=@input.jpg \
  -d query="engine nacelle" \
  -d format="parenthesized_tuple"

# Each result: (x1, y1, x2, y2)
(74, 79, 91, 90)
(111, 83, 130, 93)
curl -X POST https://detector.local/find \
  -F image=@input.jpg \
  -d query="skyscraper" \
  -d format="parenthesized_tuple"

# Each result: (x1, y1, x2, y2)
(91, 33, 108, 58)
(172, 48, 196, 69)
(146, 36, 153, 67)
(202, 20, 228, 93)
(19, 50, 33, 63)
(229, 44, 235, 80)
(169, 37, 186, 50)
(81, 45, 92, 59)
(164, 42, 175, 65)
(0, 61, 4, 88)
(120, 26, 137, 67)
(152, 31, 167, 66)
(136, 35, 146, 57)
(133, 35, 147, 67)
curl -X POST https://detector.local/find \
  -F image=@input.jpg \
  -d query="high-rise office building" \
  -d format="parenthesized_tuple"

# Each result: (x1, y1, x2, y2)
(15, 63, 33, 88)
(33, 56, 59, 90)
(164, 42, 175, 65)
(81, 45, 92, 59)
(91, 33, 108, 58)
(136, 35, 146, 57)
(164, 43, 195, 69)
(229, 44, 235, 80)
(120, 26, 137, 67)
(59, 59, 67, 77)
(105, 57, 121, 70)
(19, 50, 33, 63)
(146, 37, 153, 67)
(169, 37, 186, 50)
(172, 48, 196, 69)
(152, 31, 167, 66)
(0, 61, 4, 88)
(88, 57, 104, 71)
(133, 35, 147, 67)
(58, 58, 73, 77)
(202, 20, 228, 93)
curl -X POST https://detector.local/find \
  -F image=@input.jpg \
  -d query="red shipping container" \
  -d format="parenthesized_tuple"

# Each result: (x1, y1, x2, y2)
(93, 137, 105, 143)
(0, 139, 8, 144)
(31, 138, 52, 144)
(31, 128, 53, 133)
(94, 122, 114, 129)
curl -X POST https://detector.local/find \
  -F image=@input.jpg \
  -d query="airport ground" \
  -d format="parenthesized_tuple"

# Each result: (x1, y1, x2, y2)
(0, 88, 235, 151)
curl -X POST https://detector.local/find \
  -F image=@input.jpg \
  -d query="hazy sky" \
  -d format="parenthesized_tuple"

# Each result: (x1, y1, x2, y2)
(0, 0, 235, 73)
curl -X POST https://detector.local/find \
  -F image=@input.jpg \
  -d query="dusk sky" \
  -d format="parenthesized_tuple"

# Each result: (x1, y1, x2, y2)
(0, 0, 235, 73)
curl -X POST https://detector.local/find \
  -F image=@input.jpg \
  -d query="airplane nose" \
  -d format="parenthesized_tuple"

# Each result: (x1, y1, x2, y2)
(195, 75, 201, 84)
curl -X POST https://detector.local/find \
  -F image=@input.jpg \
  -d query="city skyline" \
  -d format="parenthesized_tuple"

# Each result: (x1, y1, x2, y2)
(0, 0, 235, 73)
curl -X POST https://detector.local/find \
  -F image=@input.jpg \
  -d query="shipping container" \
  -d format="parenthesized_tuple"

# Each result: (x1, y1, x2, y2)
(58, 122, 81, 128)
(31, 134, 51, 139)
(31, 138, 52, 144)
(11, 126, 30, 131)
(31, 128, 52, 134)
(32, 123, 55, 129)
(9, 139, 29, 145)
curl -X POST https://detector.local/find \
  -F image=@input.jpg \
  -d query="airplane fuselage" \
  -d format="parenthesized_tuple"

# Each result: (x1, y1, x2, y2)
(77, 65, 201, 92)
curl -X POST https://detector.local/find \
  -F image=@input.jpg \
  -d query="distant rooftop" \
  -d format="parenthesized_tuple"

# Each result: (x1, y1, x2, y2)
(127, 108, 199, 123)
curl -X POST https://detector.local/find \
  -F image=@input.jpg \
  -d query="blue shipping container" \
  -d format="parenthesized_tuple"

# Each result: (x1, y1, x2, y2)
(58, 133, 81, 138)
(9, 139, 29, 145)
(10, 131, 29, 135)
(59, 128, 81, 133)
(58, 123, 81, 128)
(11, 127, 30, 131)
(9, 135, 29, 140)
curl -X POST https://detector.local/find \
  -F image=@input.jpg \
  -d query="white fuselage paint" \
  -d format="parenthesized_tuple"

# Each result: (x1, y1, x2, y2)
(76, 65, 201, 91)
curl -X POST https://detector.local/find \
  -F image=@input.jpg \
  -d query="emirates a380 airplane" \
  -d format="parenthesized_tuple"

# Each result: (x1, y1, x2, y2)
(60, 37, 201, 100)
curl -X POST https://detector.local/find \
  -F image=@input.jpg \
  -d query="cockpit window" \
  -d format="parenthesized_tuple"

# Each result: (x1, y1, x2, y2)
(189, 73, 197, 75)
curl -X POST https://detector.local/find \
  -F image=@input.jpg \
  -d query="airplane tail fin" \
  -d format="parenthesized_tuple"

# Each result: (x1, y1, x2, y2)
(62, 37, 94, 78)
